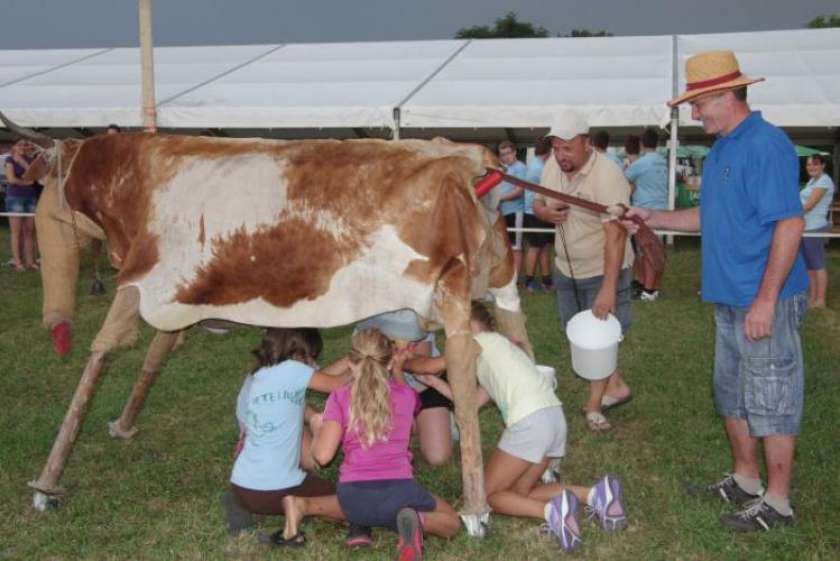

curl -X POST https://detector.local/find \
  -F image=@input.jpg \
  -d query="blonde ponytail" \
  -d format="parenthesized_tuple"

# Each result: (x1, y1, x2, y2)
(348, 328, 394, 448)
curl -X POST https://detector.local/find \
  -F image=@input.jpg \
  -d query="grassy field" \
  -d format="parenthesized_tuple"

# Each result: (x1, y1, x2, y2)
(1, 231, 839, 561)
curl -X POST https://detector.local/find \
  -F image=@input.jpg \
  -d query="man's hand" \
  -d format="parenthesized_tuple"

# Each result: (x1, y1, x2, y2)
(744, 298, 776, 342)
(619, 206, 652, 235)
(591, 287, 616, 319)
(542, 204, 570, 225)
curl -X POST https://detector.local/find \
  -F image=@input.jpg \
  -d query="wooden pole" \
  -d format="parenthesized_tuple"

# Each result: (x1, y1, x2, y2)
(138, 0, 157, 132)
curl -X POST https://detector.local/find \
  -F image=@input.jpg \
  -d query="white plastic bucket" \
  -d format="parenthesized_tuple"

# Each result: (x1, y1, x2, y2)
(565, 310, 622, 380)
(536, 364, 557, 390)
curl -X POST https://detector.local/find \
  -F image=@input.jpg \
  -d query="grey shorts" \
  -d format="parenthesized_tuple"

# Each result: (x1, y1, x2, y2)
(713, 292, 807, 437)
(498, 406, 567, 464)
(553, 267, 632, 335)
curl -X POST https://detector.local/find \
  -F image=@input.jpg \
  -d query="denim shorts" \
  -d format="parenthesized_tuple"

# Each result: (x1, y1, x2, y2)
(553, 266, 632, 335)
(337, 479, 436, 530)
(801, 227, 829, 271)
(713, 292, 807, 437)
(4, 196, 37, 213)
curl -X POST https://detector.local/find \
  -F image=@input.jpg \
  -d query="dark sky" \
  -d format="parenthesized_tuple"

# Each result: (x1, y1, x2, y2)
(2, 0, 838, 49)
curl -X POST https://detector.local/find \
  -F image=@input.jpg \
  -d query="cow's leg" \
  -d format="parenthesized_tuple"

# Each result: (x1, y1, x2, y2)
(109, 330, 181, 439)
(489, 269, 535, 361)
(486, 215, 535, 360)
(438, 260, 489, 537)
(30, 287, 141, 511)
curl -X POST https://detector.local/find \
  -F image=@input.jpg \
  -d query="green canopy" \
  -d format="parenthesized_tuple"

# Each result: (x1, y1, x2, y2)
(795, 145, 830, 158)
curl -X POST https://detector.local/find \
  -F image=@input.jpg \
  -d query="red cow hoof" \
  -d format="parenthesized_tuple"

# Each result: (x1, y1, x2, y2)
(51, 322, 72, 358)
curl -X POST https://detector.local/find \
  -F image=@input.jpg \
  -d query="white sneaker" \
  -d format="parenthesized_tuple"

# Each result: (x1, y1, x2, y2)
(640, 290, 659, 301)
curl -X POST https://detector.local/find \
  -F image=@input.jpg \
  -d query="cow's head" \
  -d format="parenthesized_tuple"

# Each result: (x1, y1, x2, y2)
(1, 112, 105, 355)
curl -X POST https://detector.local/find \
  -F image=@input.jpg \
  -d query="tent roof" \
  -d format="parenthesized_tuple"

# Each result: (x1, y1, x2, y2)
(0, 29, 838, 137)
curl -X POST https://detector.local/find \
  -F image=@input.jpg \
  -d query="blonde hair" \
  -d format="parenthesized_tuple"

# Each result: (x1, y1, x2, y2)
(348, 328, 394, 448)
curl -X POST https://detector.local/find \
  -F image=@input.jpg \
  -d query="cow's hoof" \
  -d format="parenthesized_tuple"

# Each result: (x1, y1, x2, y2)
(32, 490, 60, 512)
(460, 511, 490, 538)
(108, 420, 139, 440)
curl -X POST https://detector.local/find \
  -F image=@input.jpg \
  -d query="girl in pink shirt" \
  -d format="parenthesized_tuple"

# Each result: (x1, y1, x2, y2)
(312, 328, 460, 561)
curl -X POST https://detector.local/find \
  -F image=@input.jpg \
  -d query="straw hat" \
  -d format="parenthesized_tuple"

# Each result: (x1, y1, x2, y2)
(668, 50, 764, 107)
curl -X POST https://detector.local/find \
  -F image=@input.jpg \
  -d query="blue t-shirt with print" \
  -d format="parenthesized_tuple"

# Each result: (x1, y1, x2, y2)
(523, 157, 545, 215)
(499, 160, 527, 216)
(231, 360, 314, 490)
(625, 152, 668, 210)
(800, 173, 835, 231)
(700, 111, 808, 307)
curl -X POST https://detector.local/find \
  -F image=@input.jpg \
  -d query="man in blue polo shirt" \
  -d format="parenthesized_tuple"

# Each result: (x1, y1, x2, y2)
(627, 51, 808, 532)
(625, 127, 668, 301)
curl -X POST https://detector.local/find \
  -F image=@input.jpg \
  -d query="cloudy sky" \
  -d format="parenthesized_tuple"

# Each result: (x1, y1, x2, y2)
(2, 0, 838, 49)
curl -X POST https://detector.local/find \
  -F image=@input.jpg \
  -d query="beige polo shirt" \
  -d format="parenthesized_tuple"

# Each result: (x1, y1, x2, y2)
(537, 151, 634, 279)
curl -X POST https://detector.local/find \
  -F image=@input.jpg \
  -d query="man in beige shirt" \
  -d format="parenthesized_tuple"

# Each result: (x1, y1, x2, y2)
(533, 110, 634, 432)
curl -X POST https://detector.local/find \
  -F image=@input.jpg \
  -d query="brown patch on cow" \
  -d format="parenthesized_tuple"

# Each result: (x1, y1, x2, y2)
(174, 216, 363, 307)
(198, 214, 205, 247)
(62, 133, 161, 281)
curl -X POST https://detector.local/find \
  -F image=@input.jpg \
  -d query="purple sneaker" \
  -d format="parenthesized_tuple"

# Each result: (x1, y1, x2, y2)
(587, 475, 627, 531)
(546, 489, 582, 551)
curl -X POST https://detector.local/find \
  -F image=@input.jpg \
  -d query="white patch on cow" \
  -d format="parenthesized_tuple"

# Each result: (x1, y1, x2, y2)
(489, 272, 521, 312)
(134, 224, 436, 331)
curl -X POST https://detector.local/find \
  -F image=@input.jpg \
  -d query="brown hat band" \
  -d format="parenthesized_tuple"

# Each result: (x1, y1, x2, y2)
(686, 70, 742, 91)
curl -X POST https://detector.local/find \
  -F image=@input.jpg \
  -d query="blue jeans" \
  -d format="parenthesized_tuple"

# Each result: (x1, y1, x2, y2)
(713, 292, 807, 437)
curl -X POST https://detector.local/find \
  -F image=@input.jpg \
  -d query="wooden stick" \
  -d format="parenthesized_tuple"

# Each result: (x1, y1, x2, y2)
(30, 352, 106, 494)
(109, 330, 181, 439)
(138, 0, 157, 133)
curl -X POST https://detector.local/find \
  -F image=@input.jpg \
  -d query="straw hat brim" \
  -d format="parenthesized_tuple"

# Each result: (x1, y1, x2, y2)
(668, 75, 764, 107)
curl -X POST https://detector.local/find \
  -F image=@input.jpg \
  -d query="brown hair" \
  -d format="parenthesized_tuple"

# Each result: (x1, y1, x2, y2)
(808, 154, 827, 167)
(624, 135, 641, 156)
(470, 300, 497, 332)
(641, 128, 659, 150)
(498, 140, 516, 153)
(348, 328, 394, 448)
(591, 130, 610, 150)
(252, 328, 322, 371)
(534, 137, 551, 156)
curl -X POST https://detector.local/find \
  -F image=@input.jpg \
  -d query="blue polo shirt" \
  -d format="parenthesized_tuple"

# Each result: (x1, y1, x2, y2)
(625, 151, 668, 210)
(523, 157, 545, 215)
(499, 160, 527, 216)
(700, 111, 808, 307)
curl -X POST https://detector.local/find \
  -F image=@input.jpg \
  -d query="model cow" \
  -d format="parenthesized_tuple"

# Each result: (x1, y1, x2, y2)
(5, 113, 532, 537)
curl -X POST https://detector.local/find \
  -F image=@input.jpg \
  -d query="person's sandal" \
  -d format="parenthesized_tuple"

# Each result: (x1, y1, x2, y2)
(584, 411, 611, 432)
(267, 530, 306, 548)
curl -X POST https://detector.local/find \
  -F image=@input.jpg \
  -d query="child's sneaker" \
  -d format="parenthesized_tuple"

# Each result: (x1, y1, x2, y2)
(220, 489, 254, 536)
(525, 279, 541, 294)
(395, 508, 423, 561)
(346, 524, 372, 548)
(587, 474, 627, 531)
(546, 489, 582, 551)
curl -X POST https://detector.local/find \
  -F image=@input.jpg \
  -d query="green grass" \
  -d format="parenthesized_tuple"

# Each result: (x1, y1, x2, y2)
(1, 230, 839, 561)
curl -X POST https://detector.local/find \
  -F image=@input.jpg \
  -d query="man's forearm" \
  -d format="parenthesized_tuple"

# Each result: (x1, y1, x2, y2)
(601, 221, 627, 291)
(648, 207, 700, 232)
(755, 216, 805, 304)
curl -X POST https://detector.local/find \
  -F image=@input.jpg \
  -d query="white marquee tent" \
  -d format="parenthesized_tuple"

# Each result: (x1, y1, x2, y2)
(1, 27, 836, 145)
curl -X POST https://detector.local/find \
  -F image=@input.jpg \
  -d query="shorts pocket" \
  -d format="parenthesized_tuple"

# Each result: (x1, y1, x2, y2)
(743, 357, 796, 417)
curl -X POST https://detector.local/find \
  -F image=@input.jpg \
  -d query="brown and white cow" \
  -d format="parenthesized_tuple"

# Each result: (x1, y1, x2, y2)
(11, 116, 531, 536)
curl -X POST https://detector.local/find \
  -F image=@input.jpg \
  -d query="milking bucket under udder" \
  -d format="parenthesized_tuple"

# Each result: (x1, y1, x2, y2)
(565, 310, 622, 380)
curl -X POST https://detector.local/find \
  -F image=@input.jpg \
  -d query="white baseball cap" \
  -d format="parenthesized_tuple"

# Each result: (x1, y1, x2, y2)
(545, 110, 590, 141)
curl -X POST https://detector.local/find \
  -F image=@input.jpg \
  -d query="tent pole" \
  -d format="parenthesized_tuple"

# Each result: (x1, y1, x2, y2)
(138, 0, 157, 133)
(392, 108, 401, 141)
(666, 107, 679, 246)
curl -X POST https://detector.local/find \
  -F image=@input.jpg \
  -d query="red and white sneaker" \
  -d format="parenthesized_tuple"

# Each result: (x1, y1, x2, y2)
(395, 508, 423, 561)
